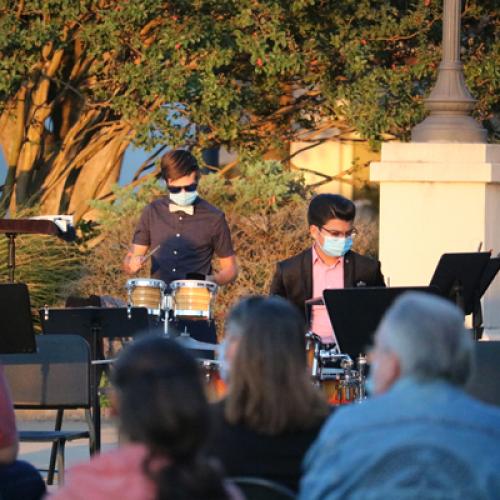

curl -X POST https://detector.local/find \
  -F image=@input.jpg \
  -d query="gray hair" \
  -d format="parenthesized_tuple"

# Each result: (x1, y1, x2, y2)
(376, 292, 474, 386)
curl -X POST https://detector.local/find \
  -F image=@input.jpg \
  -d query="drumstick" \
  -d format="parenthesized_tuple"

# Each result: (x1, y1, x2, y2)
(141, 244, 161, 262)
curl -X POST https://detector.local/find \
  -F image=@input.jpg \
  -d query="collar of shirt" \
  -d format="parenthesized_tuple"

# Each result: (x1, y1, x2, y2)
(312, 245, 344, 269)
(169, 203, 194, 215)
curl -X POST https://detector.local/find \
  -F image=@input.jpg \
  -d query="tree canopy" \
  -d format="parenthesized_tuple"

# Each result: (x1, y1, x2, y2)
(0, 0, 498, 219)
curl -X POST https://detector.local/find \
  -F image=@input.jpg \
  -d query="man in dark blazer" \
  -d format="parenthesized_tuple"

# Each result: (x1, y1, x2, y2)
(270, 194, 385, 341)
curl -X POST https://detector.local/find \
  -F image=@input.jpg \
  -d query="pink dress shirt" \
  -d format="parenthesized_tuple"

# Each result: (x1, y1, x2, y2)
(310, 245, 344, 343)
(49, 443, 159, 500)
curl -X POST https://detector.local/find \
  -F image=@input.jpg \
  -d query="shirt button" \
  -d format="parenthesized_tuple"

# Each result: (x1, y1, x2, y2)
(176, 233, 180, 237)
(172, 268, 176, 272)
(173, 250, 178, 255)
(179, 216, 183, 221)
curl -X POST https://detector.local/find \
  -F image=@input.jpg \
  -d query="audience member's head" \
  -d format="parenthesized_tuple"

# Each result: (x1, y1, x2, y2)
(370, 292, 473, 395)
(112, 336, 228, 500)
(223, 295, 329, 435)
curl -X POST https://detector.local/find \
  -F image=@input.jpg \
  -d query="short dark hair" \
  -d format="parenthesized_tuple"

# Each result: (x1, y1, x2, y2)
(224, 296, 329, 434)
(161, 150, 199, 181)
(307, 194, 356, 227)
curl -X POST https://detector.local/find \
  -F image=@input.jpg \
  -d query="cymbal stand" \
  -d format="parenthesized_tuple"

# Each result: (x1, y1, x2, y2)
(355, 354, 368, 402)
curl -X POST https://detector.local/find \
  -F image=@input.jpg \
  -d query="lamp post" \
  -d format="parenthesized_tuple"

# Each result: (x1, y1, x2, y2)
(411, 0, 486, 143)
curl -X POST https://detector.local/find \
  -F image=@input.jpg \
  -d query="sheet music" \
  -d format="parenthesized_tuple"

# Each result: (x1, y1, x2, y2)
(29, 215, 74, 233)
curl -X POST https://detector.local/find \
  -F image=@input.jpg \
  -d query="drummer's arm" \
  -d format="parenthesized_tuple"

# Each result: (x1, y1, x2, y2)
(209, 255, 238, 286)
(123, 244, 148, 274)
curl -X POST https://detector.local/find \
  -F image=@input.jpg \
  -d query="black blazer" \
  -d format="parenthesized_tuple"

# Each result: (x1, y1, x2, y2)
(206, 401, 327, 492)
(269, 248, 385, 322)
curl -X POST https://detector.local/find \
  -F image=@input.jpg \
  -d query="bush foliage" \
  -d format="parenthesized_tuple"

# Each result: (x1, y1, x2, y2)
(1, 0, 498, 218)
(0, 234, 84, 326)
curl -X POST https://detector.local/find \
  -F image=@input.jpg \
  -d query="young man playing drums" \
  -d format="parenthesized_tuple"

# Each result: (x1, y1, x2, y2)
(124, 150, 238, 343)
(270, 193, 385, 344)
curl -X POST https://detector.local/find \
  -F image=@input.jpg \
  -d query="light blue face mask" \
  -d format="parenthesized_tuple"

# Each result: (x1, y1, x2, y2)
(321, 235, 353, 257)
(169, 190, 198, 206)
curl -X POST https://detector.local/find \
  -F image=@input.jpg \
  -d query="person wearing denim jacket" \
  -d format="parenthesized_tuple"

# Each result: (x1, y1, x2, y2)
(299, 292, 500, 500)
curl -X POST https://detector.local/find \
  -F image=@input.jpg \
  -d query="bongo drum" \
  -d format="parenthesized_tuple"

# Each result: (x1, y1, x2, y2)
(125, 278, 166, 316)
(169, 280, 217, 320)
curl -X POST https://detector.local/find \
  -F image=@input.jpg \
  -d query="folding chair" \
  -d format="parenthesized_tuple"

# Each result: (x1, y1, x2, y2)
(0, 334, 95, 485)
(229, 477, 295, 500)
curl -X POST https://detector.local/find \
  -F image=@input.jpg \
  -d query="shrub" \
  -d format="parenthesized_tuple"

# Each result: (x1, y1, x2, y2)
(0, 234, 84, 327)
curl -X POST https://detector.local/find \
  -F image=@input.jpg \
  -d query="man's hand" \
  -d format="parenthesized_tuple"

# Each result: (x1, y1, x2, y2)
(211, 255, 238, 286)
(123, 244, 149, 274)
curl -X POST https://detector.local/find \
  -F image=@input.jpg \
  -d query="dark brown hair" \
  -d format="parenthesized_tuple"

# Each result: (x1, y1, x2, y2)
(160, 150, 199, 181)
(224, 296, 329, 435)
(112, 336, 229, 500)
(307, 193, 356, 227)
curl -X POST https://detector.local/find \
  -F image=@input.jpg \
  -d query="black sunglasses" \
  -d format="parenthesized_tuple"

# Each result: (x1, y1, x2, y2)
(168, 182, 198, 194)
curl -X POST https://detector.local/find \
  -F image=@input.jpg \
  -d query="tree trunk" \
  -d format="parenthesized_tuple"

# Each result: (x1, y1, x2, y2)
(0, 40, 131, 221)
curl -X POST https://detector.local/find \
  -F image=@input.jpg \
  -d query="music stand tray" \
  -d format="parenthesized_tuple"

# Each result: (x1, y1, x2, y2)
(323, 286, 438, 361)
(0, 283, 36, 354)
(39, 307, 150, 341)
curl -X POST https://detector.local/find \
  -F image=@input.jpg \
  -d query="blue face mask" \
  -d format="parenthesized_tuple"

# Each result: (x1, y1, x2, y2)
(321, 235, 353, 257)
(169, 190, 198, 206)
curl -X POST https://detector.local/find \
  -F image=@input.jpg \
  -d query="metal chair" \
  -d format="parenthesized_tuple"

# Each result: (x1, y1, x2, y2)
(0, 334, 95, 485)
(465, 341, 500, 407)
(229, 477, 296, 500)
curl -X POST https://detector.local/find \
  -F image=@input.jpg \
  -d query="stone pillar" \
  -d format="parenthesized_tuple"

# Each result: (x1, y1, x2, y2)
(371, 142, 500, 339)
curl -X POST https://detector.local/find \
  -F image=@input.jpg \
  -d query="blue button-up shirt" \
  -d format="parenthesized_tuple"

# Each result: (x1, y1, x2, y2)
(299, 377, 500, 499)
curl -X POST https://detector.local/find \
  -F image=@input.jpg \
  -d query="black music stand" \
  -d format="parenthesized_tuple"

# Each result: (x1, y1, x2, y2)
(429, 252, 490, 314)
(39, 307, 150, 451)
(0, 283, 36, 354)
(429, 252, 493, 340)
(323, 286, 438, 361)
(478, 257, 500, 298)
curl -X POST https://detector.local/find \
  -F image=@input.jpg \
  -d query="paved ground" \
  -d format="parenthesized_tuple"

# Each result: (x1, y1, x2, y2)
(17, 415, 119, 492)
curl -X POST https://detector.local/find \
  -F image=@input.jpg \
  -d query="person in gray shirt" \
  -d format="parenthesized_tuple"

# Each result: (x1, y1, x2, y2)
(299, 292, 500, 500)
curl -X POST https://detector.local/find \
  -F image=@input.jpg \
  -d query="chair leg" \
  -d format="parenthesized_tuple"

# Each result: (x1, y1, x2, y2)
(57, 439, 66, 485)
(85, 408, 96, 455)
(47, 409, 64, 485)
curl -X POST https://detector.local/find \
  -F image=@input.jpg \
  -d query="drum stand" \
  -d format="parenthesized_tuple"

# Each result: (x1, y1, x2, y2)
(162, 310, 171, 336)
(356, 354, 367, 401)
(310, 339, 368, 403)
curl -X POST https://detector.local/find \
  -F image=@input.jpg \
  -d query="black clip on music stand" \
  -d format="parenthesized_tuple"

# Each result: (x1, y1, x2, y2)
(0, 283, 36, 354)
(39, 307, 150, 452)
(429, 252, 492, 340)
(323, 286, 438, 362)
